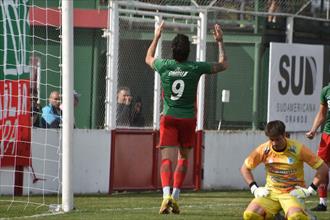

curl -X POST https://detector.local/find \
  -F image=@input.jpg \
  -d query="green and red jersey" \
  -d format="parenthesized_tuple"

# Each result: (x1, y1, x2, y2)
(153, 59, 212, 118)
(320, 84, 330, 134)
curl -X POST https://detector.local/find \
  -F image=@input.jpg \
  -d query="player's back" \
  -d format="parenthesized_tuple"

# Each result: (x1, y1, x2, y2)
(154, 59, 212, 118)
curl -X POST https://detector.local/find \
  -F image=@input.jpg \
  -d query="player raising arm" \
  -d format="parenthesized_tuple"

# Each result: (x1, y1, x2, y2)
(145, 21, 228, 214)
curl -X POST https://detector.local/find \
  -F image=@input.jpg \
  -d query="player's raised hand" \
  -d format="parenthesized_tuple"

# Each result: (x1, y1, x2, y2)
(155, 21, 164, 39)
(213, 24, 223, 42)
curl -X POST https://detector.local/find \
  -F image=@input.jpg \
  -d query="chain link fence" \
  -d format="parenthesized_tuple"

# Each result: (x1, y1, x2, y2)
(116, 11, 199, 128)
(136, 0, 330, 20)
(105, 0, 329, 130)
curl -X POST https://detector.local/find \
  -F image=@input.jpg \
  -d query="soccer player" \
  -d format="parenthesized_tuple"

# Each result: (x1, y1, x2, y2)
(241, 120, 328, 220)
(306, 83, 330, 211)
(145, 21, 228, 214)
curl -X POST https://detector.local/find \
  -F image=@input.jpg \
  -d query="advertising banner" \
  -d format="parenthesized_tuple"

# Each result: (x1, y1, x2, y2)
(267, 43, 323, 131)
(0, 0, 31, 167)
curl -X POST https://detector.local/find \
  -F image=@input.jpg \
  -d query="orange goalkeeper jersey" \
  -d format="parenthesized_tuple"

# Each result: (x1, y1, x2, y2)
(244, 138, 323, 193)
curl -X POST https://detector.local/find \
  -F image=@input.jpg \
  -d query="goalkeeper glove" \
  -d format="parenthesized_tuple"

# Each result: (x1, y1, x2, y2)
(289, 184, 317, 199)
(250, 182, 269, 198)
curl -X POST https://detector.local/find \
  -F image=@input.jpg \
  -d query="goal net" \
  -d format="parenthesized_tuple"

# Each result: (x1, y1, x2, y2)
(0, 0, 67, 216)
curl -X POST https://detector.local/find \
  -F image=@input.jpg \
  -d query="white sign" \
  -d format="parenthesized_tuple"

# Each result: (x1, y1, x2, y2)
(267, 43, 323, 131)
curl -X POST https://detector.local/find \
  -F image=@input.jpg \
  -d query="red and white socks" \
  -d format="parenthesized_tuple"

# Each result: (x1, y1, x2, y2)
(161, 158, 188, 200)
(160, 159, 172, 198)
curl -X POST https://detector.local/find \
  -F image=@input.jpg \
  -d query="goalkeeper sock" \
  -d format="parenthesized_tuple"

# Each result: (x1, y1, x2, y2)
(173, 159, 188, 189)
(160, 159, 172, 188)
(243, 211, 263, 220)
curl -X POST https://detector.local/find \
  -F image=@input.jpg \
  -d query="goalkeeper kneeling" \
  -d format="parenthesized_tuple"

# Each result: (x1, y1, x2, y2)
(240, 120, 329, 220)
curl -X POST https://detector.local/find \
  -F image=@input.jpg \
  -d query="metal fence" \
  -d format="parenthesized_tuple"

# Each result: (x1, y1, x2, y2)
(103, 0, 329, 130)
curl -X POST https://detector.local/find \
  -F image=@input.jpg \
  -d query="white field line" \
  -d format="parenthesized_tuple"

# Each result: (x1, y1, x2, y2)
(0, 203, 243, 219)
(0, 211, 64, 220)
(100, 201, 246, 212)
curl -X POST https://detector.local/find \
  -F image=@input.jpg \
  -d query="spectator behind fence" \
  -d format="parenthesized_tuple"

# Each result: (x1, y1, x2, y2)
(59, 90, 80, 127)
(268, 0, 279, 23)
(41, 91, 62, 128)
(117, 86, 132, 126)
(31, 90, 41, 127)
(131, 96, 145, 127)
(73, 90, 80, 108)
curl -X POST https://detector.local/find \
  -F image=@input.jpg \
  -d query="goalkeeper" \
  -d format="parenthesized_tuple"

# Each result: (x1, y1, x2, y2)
(240, 120, 328, 220)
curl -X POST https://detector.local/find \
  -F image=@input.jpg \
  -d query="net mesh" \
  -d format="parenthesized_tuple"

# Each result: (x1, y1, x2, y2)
(0, 0, 62, 215)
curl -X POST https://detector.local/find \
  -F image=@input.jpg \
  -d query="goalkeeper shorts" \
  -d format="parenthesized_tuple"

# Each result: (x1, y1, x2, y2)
(158, 115, 196, 148)
(249, 191, 307, 217)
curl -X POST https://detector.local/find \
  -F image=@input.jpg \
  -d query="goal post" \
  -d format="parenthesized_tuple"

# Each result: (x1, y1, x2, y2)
(0, 0, 74, 214)
(61, 0, 74, 213)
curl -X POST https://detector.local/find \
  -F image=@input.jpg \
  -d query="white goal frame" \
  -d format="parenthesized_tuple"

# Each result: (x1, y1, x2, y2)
(61, 0, 74, 212)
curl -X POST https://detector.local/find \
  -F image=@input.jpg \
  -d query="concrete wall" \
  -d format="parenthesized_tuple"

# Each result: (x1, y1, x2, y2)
(0, 129, 327, 195)
(0, 129, 111, 195)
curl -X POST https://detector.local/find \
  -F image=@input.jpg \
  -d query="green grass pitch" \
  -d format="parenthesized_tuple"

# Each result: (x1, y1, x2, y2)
(0, 191, 329, 219)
